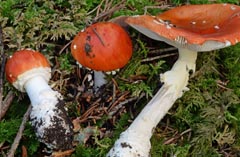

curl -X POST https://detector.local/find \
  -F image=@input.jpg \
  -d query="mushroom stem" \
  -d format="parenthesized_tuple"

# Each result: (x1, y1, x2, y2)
(94, 70, 107, 90)
(107, 48, 198, 157)
(24, 76, 73, 150)
(24, 76, 59, 106)
(160, 48, 197, 98)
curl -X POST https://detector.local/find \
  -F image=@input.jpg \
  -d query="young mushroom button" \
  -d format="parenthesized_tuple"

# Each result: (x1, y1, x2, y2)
(108, 3, 240, 157)
(5, 49, 73, 151)
(71, 22, 133, 90)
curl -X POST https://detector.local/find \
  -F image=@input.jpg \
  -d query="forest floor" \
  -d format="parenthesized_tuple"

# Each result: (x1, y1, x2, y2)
(0, 0, 240, 157)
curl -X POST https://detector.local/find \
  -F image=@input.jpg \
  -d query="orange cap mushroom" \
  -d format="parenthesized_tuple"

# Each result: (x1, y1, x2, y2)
(5, 49, 51, 92)
(5, 49, 73, 150)
(71, 22, 133, 71)
(126, 4, 240, 51)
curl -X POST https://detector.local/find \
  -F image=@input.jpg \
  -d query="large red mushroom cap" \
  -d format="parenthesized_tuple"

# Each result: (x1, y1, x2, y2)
(126, 4, 240, 51)
(71, 22, 133, 71)
(5, 49, 51, 91)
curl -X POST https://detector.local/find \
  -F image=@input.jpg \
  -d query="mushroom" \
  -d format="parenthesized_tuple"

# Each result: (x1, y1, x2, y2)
(107, 3, 240, 157)
(5, 49, 73, 150)
(71, 22, 133, 90)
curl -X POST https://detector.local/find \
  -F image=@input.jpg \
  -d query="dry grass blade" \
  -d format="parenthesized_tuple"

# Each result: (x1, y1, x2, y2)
(163, 128, 192, 145)
(141, 53, 177, 63)
(87, 0, 126, 23)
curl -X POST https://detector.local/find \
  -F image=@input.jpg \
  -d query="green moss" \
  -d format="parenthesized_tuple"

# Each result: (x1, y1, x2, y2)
(0, 119, 22, 143)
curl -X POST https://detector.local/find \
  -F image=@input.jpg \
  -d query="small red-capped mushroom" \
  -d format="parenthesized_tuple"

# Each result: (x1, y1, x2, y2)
(5, 49, 73, 151)
(108, 4, 240, 157)
(5, 49, 50, 92)
(71, 22, 133, 89)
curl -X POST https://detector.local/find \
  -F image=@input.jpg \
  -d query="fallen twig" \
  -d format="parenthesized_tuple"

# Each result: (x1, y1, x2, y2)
(58, 40, 72, 55)
(141, 53, 177, 63)
(108, 91, 129, 111)
(148, 47, 177, 55)
(78, 98, 101, 123)
(7, 105, 31, 157)
(0, 26, 6, 121)
(51, 149, 75, 157)
(111, 78, 118, 104)
(0, 91, 15, 120)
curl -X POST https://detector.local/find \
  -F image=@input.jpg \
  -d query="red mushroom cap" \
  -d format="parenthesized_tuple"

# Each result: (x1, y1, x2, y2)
(5, 49, 50, 84)
(71, 22, 133, 71)
(126, 4, 240, 51)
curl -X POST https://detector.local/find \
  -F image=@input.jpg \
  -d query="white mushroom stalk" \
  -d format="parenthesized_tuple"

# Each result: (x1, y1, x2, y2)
(17, 68, 55, 106)
(76, 62, 107, 90)
(22, 71, 73, 150)
(94, 70, 107, 90)
(94, 70, 119, 90)
(107, 49, 197, 157)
